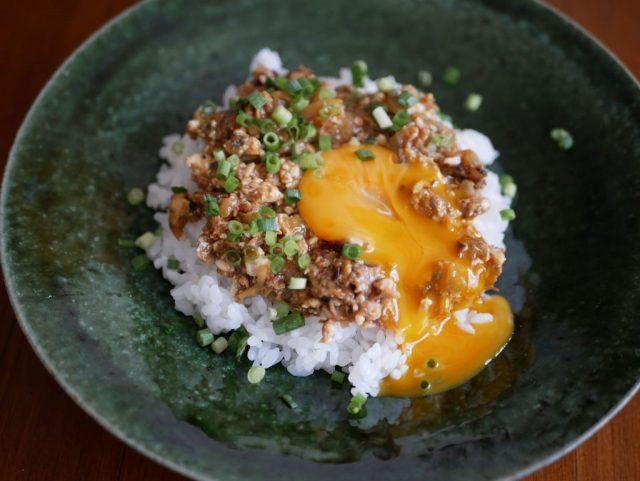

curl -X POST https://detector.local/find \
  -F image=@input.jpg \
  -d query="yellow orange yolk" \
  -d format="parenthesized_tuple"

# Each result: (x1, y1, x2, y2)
(298, 144, 513, 397)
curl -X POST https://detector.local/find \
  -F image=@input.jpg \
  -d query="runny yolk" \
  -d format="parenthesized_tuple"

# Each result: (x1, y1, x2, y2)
(298, 144, 513, 397)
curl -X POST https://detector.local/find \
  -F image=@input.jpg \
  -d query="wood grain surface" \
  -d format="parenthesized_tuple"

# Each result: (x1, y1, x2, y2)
(1, 1, 639, 480)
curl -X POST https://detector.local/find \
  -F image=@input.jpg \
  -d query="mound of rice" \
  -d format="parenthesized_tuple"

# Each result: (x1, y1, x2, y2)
(145, 49, 511, 397)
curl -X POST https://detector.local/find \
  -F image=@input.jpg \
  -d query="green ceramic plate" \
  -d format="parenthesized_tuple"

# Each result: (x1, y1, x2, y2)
(3, 0, 640, 480)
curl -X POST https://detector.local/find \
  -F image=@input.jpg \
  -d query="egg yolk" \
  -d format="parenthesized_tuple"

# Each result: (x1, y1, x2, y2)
(298, 144, 513, 397)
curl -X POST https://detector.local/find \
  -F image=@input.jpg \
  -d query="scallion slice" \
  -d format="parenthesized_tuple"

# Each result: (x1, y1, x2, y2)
(288, 277, 307, 290)
(550, 128, 574, 151)
(223, 175, 240, 193)
(372, 106, 393, 129)
(376, 76, 395, 92)
(264, 152, 281, 174)
(203, 194, 220, 217)
(256, 217, 277, 232)
(284, 188, 302, 204)
(223, 249, 242, 266)
(331, 370, 345, 384)
(272, 311, 305, 334)
(499, 174, 518, 198)
(291, 95, 309, 113)
(131, 254, 150, 271)
(265, 231, 277, 247)
(272, 105, 293, 126)
(299, 153, 322, 170)
(216, 159, 232, 180)
(127, 187, 145, 206)
(397, 91, 418, 108)
(248, 90, 267, 110)
(243, 245, 263, 261)
(297, 253, 311, 270)
(318, 88, 336, 100)
(213, 149, 226, 162)
(269, 254, 285, 274)
(355, 149, 375, 161)
(286, 78, 302, 94)
(167, 258, 180, 270)
(342, 243, 362, 260)
(196, 328, 213, 347)
(318, 134, 332, 151)
(211, 337, 228, 354)
(283, 239, 299, 258)
(464, 93, 483, 112)
(347, 393, 367, 416)
(274, 300, 290, 318)
(135, 232, 155, 250)
(247, 366, 266, 384)
(280, 394, 298, 409)
(228, 325, 249, 360)
(500, 208, 516, 221)
(236, 110, 251, 127)
(263, 132, 281, 152)
(443, 66, 461, 85)
(192, 312, 205, 328)
(351, 60, 368, 88)
(392, 111, 411, 130)
(300, 123, 316, 140)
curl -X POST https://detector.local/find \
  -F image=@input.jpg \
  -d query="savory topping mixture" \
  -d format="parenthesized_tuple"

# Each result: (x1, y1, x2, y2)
(154, 59, 515, 398)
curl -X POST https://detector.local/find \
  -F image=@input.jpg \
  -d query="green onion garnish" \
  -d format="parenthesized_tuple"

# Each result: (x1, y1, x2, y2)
(270, 76, 288, 91)
(270, 243, 284, 256)
(272, 311, 305, 335)
(274, 300, 290, 318)
(291, 96, 309, 113)
(224, 175, 240, 193)
(259, 206, 277, 219)
(499, 174, 518, 198)
(265, 231, 277, 246)
(196, 328, 214, 347)
(299, 153, 322, 170)
(318, 88, 336, 100)
(284, 188, 302, 204)
(213, 149, 226, 162)
(286, 78, 302, 94)
(264, 152, 281, 174)
(167, 258, 180, 270)
(127, 187, 145, 206)
(263, 132, 281, 152)
(430, 133, 453, 148)
(171, 142, 184, 155)
(192, 312, 205, 328)
(418, 70, 433, 87)
(256, 217, 277, 232)
(243, 245, 262, 261)
(117, 238, 136, 247)
(376, 76, 394, 92)
(236, 110, 251, 127)
(228, 325, 249, 360)
(227, 154, 240, 167)
(269, 254, 285, 274)
(372, 106, 393, 129)
(283, 239, 299, 258)
(211, 337, 228, 354)
(443, 66, 461, 85)
(203, 194, 220, 217)
(392, 111, 411, 130)
(342, 243, 362, 260)
(550, 128, 574, 151)
(351, 60, 368, 88)
(223, 249, 242, 266)
(227, 220, 244, 237)
(134, 232, 155, 250)
(272, 105, 293, 126)
(355, 149, 375, 161)
(280, 394, 298, 409)
(297, 253, 311, 270)
(464, 93, 483, 112)
(347, 393, 367, 416)
(319, 134, 332, 151)
(247, 365, 266, 384)
(288, 277, 307, 290)
(248, 90, 267, 110)
(397, 91, 418, 108)
(131, 254, 150, 271)
(500, 208, 516, 222)
(331, 370, 345, 384)
(300, 123, 316, 140)
(319, 104, 339, 118)
(216, 159, 232, 180)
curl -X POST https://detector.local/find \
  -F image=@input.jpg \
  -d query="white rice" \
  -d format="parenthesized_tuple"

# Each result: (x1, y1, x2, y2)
(144, 49, 511, 397)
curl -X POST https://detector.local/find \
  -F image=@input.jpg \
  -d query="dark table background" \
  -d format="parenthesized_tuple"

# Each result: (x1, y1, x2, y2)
(1, 1, 639, 480)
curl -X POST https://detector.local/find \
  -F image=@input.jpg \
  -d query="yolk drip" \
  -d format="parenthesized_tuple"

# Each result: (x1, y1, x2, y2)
(298, 144, 513, 397)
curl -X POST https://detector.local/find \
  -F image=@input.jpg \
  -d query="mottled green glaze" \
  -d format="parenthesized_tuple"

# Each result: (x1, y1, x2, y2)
(2, 0, 640, 480)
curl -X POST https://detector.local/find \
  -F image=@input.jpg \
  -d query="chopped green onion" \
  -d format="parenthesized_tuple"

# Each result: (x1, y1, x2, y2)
(318, 88, 336, 100)
(500, 208, 516, 222)
(376, 76, 395, 92)
(300, 123, 316, 140)
(288, 125, 300, 140)
(259, 206, 277, 219)
(280, 394, 298, 409)
(223, 249, 242, 266)
(127, 187, 145, 206)
(351, 60, 368, 88)
(171, 186, 188, 194)
(500, 175, 518, 198)
(342, 243, 362, 260)
(167, 258, 180, 270)
(213, 149, 226, 162)
(256, 217, 277, 232)
(265, 231, 277, 246)
(418, 69, 433, 87)
(227, 154, 240, 167)
(464, 93, 483, 112)
(216, 159, 232, 180)
(397, 91, 418, 108)
(228, 325, 249, 360)
(288, 277, 307, 290)
(192, 312, 205, 328)
(203, 194, 220, 217)
(347, 393, 367, 416)
(286, 78, 302, 94)
(283, 239, 299, 258)
(272, 105, 293, 126)
(291, 96, 309, 113)
(430, 133, 453, 148)
(272, 311, 305, 334)
(245, 219, 259, 237)
(284, 188, 302, 204)
(263, 132, 281, 151)
(392, 111, 411, 130)
(236, 110, 252, 127)
(269, 254, 285, 274)
(247, 365, 266, 384)
(117, 238, 136, 247)
(224, 175, 240, 193)
(372, 106, 393, 129)
(264, 152, 281, 174)
(196, 328, 214, 347)
(131, 254, 150, 271)
(443, 66, 461, 85)
(331, 370, 345, 384)
(248, 90, 267, 110)
(319, 104, 339, 118)
(274, 300, 290, 318)
(211, 337, 228, 354)
(270, 243, 284, 256)
(135, 232, 155, 250)
(319, 134, 332, 151)
(255, 118, 277, 133)
(227, 220, 244, 237)
(355, 149, 375, 161)
(171, 141, 184, 155)
(550, 128, 574, 151)
(297, 253, 311, 270)
(299, 153, 322, 170)
(243, 245, 263, 261)
(270, 76, 288, 90)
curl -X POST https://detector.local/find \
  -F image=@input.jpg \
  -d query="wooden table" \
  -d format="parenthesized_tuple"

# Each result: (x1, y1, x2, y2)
(1, 1, 639, 479)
